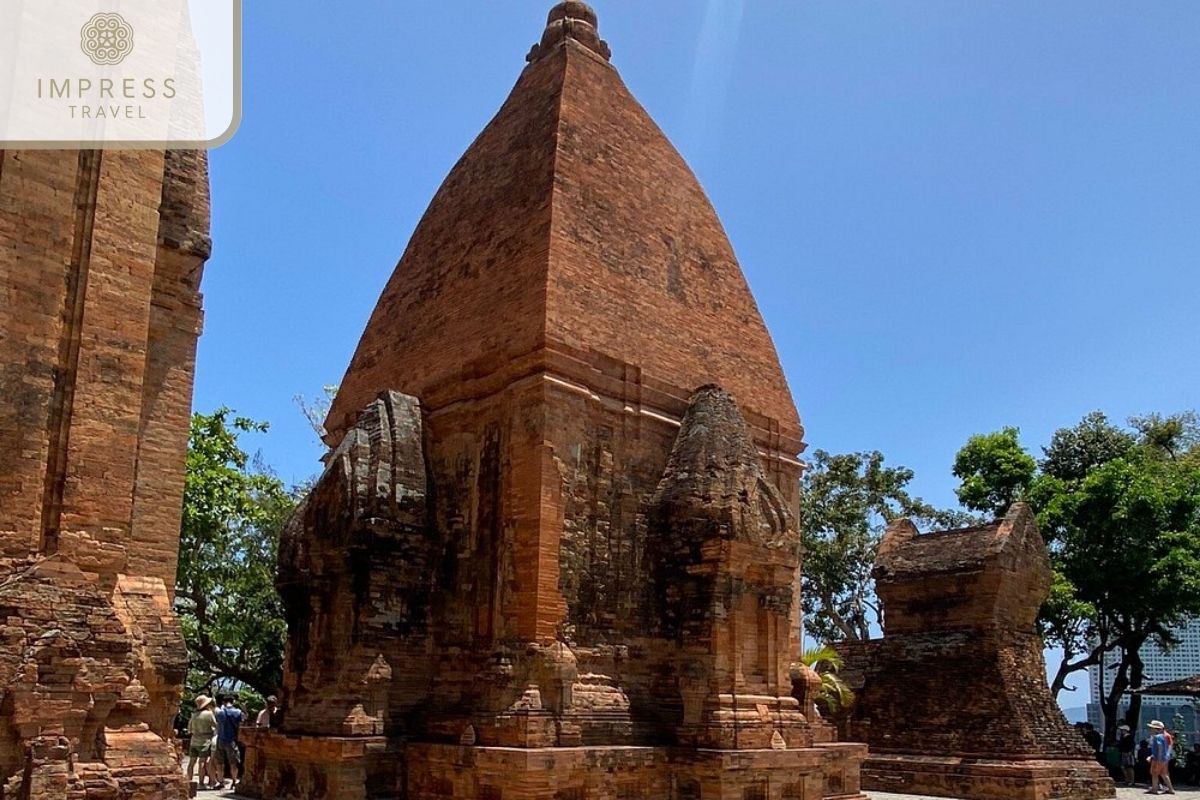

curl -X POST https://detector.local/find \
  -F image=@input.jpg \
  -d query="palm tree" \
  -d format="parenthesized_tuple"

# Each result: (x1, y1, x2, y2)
(801, 645, 854, 717)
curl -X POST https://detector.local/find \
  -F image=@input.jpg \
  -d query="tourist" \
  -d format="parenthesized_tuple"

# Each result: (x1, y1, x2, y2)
(1146, 719, 1175, 795)
(1117, 723, 1136, 786)
(185, 694, 217, 790)
(214, 694, 244, 789)
(257, 694, 278, 727)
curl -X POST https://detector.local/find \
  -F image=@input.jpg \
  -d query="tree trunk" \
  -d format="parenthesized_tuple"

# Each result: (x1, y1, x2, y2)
(185, 587, 275, 698)
(1051, 652, 1091, 700)
(1102, 633, 1149, 746)
(1125, 646, 1146, 732)
(1102, 647, 1131, 747)
(821, 592, 861, 641)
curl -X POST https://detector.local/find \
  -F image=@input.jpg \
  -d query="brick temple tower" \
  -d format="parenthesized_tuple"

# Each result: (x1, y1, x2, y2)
(0, 149, 211, 799)
(240, 3, 867, 798)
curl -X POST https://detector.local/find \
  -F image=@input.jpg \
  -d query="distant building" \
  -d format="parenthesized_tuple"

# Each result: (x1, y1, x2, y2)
(1088, 618, 1200, 744)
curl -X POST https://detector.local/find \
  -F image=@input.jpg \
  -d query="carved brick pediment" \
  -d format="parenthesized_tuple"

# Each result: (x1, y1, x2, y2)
(652, 385, 799, 555)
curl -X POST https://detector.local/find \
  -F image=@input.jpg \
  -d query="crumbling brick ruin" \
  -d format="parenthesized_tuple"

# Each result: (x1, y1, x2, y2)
(0, 149, 211, 799)
(838, 504, 1114, 800)
(238, 3, 868, 798)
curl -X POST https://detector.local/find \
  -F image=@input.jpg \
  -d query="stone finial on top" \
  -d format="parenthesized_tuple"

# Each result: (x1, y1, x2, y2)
(526, 1, 611, 64)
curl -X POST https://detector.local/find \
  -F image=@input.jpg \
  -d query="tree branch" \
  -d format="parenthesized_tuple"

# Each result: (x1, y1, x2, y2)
(1050, 632, 1121, 700)
(820, 590, 859, 641)
(187, 585, 271, 696)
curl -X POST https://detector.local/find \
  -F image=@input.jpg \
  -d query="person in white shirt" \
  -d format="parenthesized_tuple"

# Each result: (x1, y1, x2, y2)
(256, 695, 277, 728)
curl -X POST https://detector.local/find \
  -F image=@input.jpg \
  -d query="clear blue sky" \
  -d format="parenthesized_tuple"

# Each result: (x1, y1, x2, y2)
(195, 2, 1200, 706)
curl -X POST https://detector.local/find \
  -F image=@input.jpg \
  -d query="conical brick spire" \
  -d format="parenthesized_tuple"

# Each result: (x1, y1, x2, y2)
(326, 4, 800, 458)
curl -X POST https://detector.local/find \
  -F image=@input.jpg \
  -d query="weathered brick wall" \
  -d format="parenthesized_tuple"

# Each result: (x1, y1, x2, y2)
(324, 19, 802, 464)
(842, 632, 1092, 759)
(546, 385, 681, 643)
(0, 151, 88, 557)
(255, 386, 860, 799)
(323, 48, 561, 442)
(242, 4, 867, 800)
(0, 149, 208, 582)
(0, 148, 210, 800)
(319, 15, 808, 733)
(843, 504, 1113, 800)
(421, 381, 805, 749)
(873, 507, 1054, 636)
(130, 149, 211, 592)
(278, 391, 437, 738)
(546, 46, 799, 439)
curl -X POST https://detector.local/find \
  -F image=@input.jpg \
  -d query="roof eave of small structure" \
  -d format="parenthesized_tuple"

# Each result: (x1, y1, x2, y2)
(1131, 674, 1200, 696)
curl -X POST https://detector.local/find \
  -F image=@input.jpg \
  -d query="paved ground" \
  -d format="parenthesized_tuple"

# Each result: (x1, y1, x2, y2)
(867, 790, 1200, 800)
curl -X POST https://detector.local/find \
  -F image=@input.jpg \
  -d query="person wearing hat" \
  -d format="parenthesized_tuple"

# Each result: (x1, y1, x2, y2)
(1146, 719, 1176, 795)
(186, 694, 219, 789)
(1117, 723, 1136, 786)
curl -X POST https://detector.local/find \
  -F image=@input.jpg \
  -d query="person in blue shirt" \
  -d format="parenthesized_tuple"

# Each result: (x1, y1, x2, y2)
(1146, 719, 1175, 795)
(213, 694, 244, 790)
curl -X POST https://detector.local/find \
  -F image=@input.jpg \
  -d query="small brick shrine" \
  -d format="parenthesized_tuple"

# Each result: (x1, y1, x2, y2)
(838, 504, 1115, 800)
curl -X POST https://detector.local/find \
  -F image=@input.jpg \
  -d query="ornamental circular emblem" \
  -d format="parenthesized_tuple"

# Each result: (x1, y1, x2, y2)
(80, 12, 134, 65)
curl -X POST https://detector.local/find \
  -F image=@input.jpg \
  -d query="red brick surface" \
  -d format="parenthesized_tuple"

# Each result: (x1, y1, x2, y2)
(241, 4, 867, 799)
(0, 148, 210, 799)
(326, 7, 801, 457)
(839, 505, 1115, 800)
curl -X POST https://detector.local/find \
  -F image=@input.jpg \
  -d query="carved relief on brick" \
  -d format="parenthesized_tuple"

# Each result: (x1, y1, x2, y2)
(278, 391, 436, 737)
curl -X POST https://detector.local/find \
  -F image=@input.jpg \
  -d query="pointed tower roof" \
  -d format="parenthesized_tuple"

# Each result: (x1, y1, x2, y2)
(327, 2, 800, 452)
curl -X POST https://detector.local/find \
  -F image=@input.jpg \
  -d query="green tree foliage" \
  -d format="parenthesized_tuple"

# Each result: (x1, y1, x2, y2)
(800, 645, 854, 719)
(800, 450, 974, 642)
(953, 411, 1200, 744)
(1130, 411, 1200, 462)
(177, 409, 295, 702)
(1037, 566, 1098, 697)
(1033, 412, 1136, 699)
(1041, 411, 1136, 481)
(1038, 448, 1200, 740)
(952, 427, 1038, 517)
